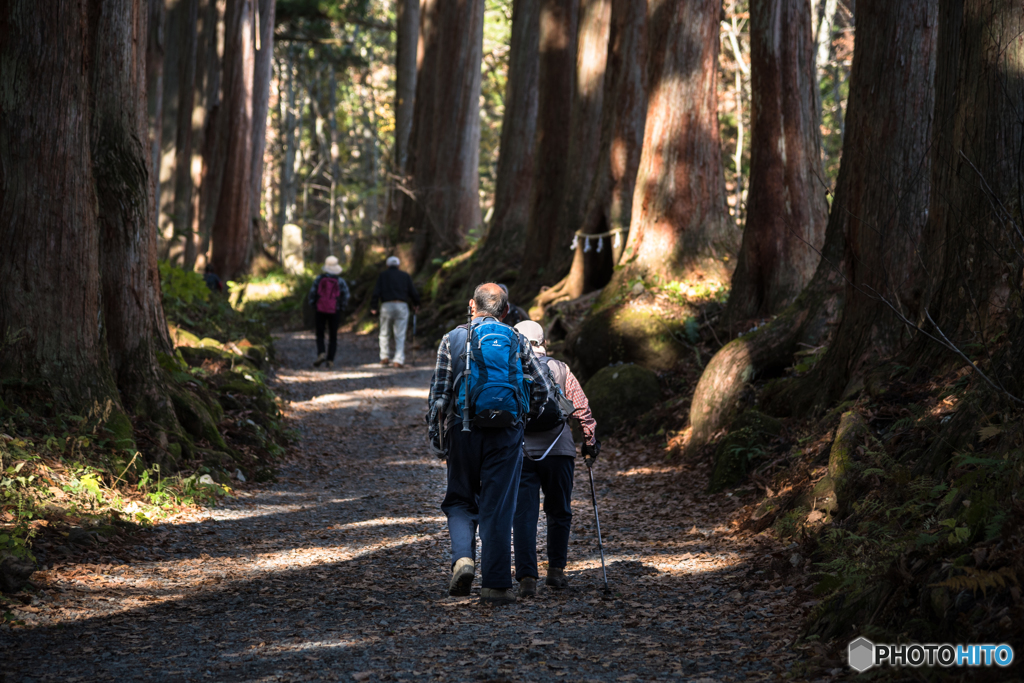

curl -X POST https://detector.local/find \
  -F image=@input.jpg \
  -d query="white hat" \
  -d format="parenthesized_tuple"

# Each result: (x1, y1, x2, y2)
(324, 256, 342, 275)
(386, 255, 401, 267)
(515, 320, 545, 356)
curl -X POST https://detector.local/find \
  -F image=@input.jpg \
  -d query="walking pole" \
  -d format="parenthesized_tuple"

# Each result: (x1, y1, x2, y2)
(587, 464, 609, 592)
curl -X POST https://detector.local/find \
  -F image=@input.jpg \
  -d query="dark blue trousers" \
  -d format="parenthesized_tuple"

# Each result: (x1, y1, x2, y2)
(441, 424, 524, 590)
(512, 455, 575, 581)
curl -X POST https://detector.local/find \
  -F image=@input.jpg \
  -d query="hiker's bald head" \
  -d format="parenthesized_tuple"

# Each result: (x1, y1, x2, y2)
(472, 283, 507, 318)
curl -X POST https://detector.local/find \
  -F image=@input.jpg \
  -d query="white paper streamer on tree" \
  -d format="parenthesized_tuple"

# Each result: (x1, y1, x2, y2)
(584, 236, 592, 252)
(596, 236, 603, 252)
(613, 231, 621, 249)
(570, 234, 579, 250)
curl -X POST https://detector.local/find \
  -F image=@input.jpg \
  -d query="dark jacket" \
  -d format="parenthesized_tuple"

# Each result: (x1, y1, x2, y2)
(370, 267, 420, 309)
(308, 274, 351, 314)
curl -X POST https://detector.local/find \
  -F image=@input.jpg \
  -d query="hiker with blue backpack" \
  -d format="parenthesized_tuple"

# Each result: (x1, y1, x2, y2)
(308, 256, 351, 369)
(511, 321, 600, 597)
(427, 283, 553, 605)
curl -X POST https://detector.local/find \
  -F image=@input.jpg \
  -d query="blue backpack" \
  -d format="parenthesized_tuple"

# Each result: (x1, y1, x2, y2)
(449, 319, 530, 429)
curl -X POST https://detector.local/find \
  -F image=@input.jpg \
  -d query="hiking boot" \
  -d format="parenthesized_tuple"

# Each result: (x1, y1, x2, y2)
(325, 360, 334, 369)
(380, 358, 390, 367)
(518, 577, 537, 598)
(313, 352, 326, 367)
(392, 362, 405, 369)
(448, 557, 475, 596)
(480, 588, 517, 605)
(545, 567, 569, 589)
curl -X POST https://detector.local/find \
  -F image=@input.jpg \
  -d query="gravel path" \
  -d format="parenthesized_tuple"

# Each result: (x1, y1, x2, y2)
(4, 332, 816, 682)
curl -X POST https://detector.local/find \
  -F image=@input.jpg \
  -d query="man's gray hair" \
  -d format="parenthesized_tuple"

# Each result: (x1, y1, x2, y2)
(473, 283, 507, 317)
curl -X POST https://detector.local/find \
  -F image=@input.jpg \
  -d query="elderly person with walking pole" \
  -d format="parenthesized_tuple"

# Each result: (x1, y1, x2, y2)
(511, 321, 600, 597)
(370, 256, 420, 369)
(427, 284, 553, 605)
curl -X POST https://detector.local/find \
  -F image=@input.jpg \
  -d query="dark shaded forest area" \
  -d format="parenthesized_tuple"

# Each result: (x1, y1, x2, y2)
(1, 0, 1022, 679)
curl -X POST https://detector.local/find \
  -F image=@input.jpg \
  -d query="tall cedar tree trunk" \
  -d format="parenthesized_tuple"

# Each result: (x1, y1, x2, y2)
(466, 0, 540, 286)
(546, 0, 647, 302)
(277, 48, 299, 234)
(688, 0, 939, 449)
(146, 0, 166, 246)
(0, 2, 120, 409)
(394, 0, 419, 177)
(209, 0, 255, 280)
(401, 0, 485, 271)
(542, 0, 613, 283)
(185, 0, 221, 269)
(516, 0, 578, 295)
(612, 0, 731, 286)
(727, 0, 828, 324)
(249, 0, 276, 247)
(173, 0, 200, 270)
(918, 0, 1023, 359)
(798, 0, 937, 407)
(91, 0, 180, 423)
(197, 0, 226, 269)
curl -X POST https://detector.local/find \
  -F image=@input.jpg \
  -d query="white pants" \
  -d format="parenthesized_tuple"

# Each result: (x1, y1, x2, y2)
(379, 301, 410, 365)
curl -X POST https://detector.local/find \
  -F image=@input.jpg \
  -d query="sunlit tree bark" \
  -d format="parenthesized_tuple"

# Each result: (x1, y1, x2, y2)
(613, 0, 732, 285)
(209, 0, 255, 280)
(249, 0, 276, 248)
(401, 0, 485, 270)
(727, 0, 828, 323)
(516, 0, 579, 292)
(547, 0, 647, 302)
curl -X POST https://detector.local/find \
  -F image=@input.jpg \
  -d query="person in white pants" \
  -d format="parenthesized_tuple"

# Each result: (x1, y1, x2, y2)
(370, 255, 420, 369)
(379, 301, 410, 366)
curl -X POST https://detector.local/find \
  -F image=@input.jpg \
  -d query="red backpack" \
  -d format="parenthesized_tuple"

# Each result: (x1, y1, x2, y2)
(316, 277, 341, 313)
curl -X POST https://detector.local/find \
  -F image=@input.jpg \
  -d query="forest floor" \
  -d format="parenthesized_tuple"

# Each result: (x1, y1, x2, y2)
(2, 332, 833, 682)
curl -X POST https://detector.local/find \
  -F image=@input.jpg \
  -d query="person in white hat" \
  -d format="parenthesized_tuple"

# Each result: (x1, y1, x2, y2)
(369, 255, 420, 369)
(511, 320, 599, 597)
(307, 256, 350, 369)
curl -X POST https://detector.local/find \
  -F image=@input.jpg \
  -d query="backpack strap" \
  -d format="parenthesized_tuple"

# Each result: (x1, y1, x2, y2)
(445, 325, 470, 419)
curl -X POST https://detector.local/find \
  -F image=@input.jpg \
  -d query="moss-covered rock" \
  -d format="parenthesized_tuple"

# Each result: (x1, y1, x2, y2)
(170, 387, 230, 453)
(582, 364, 661, 436)
(573, 302, 689, 381)
(707, 410, 783, 492)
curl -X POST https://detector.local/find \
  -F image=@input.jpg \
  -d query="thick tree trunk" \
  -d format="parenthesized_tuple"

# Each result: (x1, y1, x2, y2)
(146, 0, 166, 248)
(394, 0, 419, 177)
(209, 0, 255, 280)
(196, 0, 226, 270)
(546, 0, 647, 303)
(249, 0, 275, 243)
(173, 0, 200, 271)
(516, 0, 579, 292)
(613, 0, 732, 285)
(401, 0, 485, 271)
(466, 0, 541, 286)
(793, 0, 937, 407)
(917, 0, 1023, 380)
(688, 0, 939, 448)
(0, 2, 120, 409)
(91, 0, 179, 425)
(277, 48, 299, 237)
(726, 0, 828, 323)
(542, 0, 613, 283)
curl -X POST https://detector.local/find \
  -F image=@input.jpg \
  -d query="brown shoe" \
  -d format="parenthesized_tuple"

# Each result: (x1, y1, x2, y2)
(518, 576, 537, 598)
(392, 362, 405, 369)
(545, 567, 569, 589)
(480, 588, 517, 605)
(380, 359, 390, 367)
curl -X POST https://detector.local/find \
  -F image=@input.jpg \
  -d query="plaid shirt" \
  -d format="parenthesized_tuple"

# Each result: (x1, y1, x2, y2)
(561, 366, 597, 446)
(428, 318, 553, 429)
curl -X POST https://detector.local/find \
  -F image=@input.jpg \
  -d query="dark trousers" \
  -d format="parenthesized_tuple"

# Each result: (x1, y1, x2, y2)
(441, 424, 524, 590)
(315, 312, 340, 361)
(513, 455, 575, 581)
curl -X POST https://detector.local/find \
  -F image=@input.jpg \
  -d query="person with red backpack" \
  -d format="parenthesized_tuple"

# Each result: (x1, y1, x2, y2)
(307, 256, 350, 369)
(511, 320, 600, 597)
